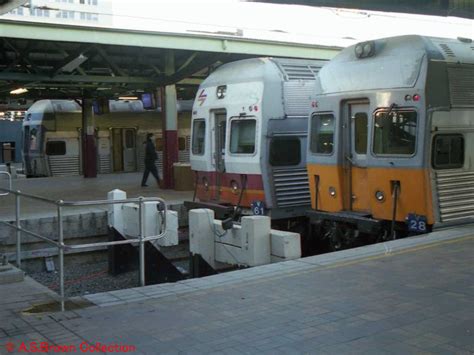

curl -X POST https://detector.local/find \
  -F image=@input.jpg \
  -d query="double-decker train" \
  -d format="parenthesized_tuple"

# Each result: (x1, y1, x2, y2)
(307, 35, 474, 250)
(188, 57, 326, 228)
(23, 99, 192, 177)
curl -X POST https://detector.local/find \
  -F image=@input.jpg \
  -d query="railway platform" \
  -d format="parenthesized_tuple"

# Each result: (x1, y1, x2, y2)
(1, 224, 473, 354)
(0, 172, 193, 221)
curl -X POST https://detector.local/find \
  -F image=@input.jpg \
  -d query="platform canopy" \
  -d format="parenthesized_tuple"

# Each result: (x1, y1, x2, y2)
(249, 0, 474, 19)
(0, 19, 340, 100)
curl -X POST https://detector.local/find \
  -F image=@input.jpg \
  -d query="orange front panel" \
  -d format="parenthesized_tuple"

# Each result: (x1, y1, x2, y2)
(367, 168, 434, 224)
(307, 164, 345, 212)
(351, 167, 370, 212)
(307, 164, 434, 224)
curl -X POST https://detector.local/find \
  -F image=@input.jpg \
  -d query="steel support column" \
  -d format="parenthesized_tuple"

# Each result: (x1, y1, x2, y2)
(82, 98, 97, 178)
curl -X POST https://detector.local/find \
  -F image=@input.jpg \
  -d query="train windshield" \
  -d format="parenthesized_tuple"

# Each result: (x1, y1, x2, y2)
(373, 110, 417, 156)
(230, 118, 256, 154)
(192, 119, 205, 155)
(310, 113, 334, 154)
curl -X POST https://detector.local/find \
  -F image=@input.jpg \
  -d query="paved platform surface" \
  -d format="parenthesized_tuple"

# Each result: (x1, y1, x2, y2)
(0, 173, 193, 220)
(1, 226, 473, 354)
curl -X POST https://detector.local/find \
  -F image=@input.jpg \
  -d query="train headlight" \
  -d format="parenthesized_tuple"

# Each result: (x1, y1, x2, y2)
(329, 186, 336, 197)
(375, 190, 385, 202)
(231, 180, 239, 195)
(202, 177, 209, 191)
(354, 41, 375, 59)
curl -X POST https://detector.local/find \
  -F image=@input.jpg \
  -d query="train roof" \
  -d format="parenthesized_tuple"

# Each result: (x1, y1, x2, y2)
(200, 57, 327, 88)
(318, 35, 474, 94)
(26, 99, 194, 115)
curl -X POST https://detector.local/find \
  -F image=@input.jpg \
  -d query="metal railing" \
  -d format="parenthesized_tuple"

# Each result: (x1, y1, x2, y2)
(0, 186, 167, 312)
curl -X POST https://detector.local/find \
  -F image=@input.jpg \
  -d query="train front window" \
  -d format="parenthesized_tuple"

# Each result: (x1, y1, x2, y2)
(354, 113, 368, 154)
(192, 119, 206, 155)
(269, 137, 301, 166)
(230, 119, 256, 154)
(310, 114, 334, 154)
(432, 134, 464, 169)
(373, 110, 417, 156)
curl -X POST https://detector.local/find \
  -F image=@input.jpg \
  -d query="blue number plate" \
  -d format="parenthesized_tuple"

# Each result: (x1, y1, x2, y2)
(407, 213, 428, 233)
(251, 200, 265, 216)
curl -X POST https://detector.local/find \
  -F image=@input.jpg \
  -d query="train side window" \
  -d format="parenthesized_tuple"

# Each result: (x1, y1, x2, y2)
(178, 137, 186, 151)
(192, 119, 205, 155)
(230, 119, 256, 154)
(310, 113, 334, 154)
(373, 110, 417, 156)
(125, 130, 135, 149)
(46, 141, 66, 156)
(432, 134, 464, 169)
(269, 137, 301, 166)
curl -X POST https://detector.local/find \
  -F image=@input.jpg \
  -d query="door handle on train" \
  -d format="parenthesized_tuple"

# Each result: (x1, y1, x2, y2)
(345, 155, 355, 165)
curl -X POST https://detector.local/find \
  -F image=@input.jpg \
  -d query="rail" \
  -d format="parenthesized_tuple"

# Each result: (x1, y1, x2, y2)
(0, 187, 167, 312)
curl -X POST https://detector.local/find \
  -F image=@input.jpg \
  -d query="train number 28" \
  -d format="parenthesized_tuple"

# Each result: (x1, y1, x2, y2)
(407, 214, 427, 233)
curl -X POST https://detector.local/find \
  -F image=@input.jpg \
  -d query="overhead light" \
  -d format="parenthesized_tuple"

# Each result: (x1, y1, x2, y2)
(60, 54, 88, 73)
(10, 88, 28, 95)
(118, 96, 138, 100)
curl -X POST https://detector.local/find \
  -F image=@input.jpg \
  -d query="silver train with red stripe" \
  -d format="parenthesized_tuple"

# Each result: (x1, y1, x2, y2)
(23, 99, 192, 177)
(189, 57, 326, 225)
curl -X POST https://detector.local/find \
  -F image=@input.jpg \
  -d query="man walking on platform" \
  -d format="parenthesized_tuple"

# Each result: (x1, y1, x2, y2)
(141, 133, 161, 187)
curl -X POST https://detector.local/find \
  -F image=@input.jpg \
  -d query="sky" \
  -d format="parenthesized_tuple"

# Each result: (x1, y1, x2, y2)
(111, 0, 474, 47)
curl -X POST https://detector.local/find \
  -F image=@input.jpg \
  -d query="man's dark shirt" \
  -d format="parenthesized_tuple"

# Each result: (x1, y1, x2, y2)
(145, 138, 158, 166)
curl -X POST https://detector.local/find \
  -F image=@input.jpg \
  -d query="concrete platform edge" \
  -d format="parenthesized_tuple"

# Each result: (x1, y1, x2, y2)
(83, 224, 474, 308)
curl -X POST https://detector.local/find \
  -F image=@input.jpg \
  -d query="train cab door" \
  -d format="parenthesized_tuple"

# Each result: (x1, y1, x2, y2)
(212, 111, 227, 200)
(345, 102, 370, 212)
(122, 129, 137, 172)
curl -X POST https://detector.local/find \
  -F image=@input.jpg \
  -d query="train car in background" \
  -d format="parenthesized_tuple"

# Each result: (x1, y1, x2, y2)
(307, 35, 474, 250)
(23, 99, 192, 177)
(189, 57, 326, 230)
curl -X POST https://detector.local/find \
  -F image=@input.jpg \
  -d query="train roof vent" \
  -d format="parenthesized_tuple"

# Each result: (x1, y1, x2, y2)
(439, 43, 456, 58)
(279, 63, 320, 81)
